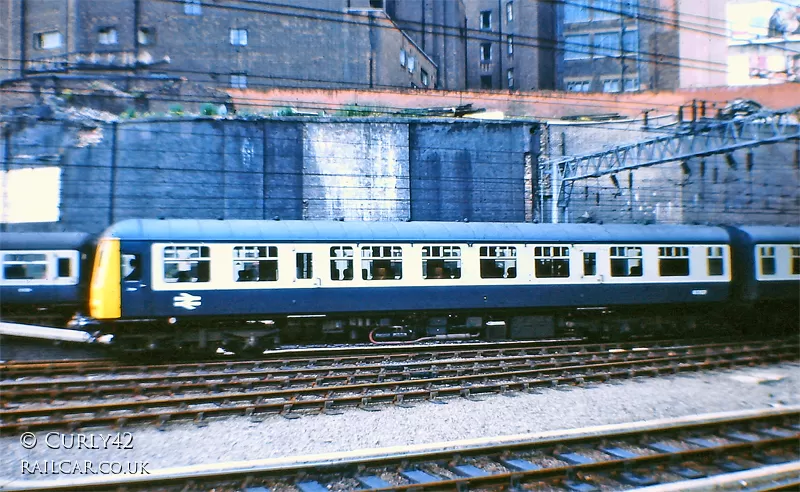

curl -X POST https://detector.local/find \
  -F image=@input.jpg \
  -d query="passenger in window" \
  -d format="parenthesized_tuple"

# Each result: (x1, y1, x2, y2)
(506, 267, 517, 278)
(374, 267, 388, 280)
(343, 267, 354, 280)
(433, 266, 445, 279)
(177, 270, 193, 282)
(125, 257, 141, 281)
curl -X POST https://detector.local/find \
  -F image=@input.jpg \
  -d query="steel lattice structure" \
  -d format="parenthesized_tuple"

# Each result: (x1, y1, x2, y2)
(542, 107, 800, 223)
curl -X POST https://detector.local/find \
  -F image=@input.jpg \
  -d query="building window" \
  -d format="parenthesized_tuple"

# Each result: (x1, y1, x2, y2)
(422, 246, 461, 279)
(624, 77, 639, 92)
(421, 69, 429, 86)
(507, 35, 514, 55)
(707, 247, 725, 276)
(35, 31, 62, 50)
(164, 246, 210, 283)
(362, 246, 403, 281)
(593, 0, 619, 20)
(98, 27, 118, 45)
(534, 246, 570, 278)
(791, 246, 800, 275)
(230, 73, 247, 88)
(369, 0, 384, 8)
(233, 246, 278, 282)
(480, 75, 493, 89)
(296, 253, 313, 280)
(564, 34, 590, 60)
(138, 27, 155, 45)
(623, 30, 638, 54)
(602, 79, 621, 92)
(399, 49, 406, 67)
(407, 56, 416, 73)
(184, 0, 202, 15)
(760, 246, 776, 275)
(507, 69, 514, 89)
(610, 246, 643, 277)
(622, 0, 639, 16)
(658, 247, 690, 277)
(230, 28, 248, 46)
(330, 246, 354, 281)
(506, 2, 513, 22)
(480, 43, 492, 61)
(594, 31, 620, 58)
(567, 80, 590, 92)
(480, 10, 492, 30)
(565, 0, 590, 23)
(480, 246, 517, 279)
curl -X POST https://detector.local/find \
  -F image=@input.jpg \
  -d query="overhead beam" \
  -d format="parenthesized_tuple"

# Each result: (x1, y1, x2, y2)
(551, 107, 800, 183)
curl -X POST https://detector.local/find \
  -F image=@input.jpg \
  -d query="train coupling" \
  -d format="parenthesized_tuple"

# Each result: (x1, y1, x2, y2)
(67, 314, 100, 329)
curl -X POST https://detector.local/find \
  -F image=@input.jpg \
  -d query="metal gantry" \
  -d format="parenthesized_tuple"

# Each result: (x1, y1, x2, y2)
(543, 107, 800, 223)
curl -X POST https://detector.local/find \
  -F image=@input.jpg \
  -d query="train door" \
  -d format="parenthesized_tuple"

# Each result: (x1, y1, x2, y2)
(121, 249, 148, 316)
(578, 246, 604, 283)
(293, 251, 320, 288)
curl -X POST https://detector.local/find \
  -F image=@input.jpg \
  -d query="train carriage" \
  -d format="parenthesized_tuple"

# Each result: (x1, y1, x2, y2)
(0, 232, 94, 324)
(88, 219, 736, 348)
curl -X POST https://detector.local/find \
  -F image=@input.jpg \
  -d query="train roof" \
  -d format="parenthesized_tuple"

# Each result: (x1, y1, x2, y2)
(0, 232, 93, 250)
(101, 219, 731, 244)
(728, 225, 800, 244)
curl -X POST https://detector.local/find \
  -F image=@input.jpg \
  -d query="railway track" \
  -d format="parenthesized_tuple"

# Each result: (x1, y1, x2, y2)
(1, 338, 796, 433)
(3, 407, 798, 491)
(1, 339, 794, 404)
(1, 338, 589, 378)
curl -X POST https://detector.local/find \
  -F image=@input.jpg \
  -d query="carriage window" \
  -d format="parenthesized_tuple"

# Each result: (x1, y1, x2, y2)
(707, 247, 724, 276)
(362, 246, 403, 280)
(296, 253, 313, 279)
(583, 252, 596, 276)
(164, 246, 211, 283)
(330, 246, 354, 281)
(57, 258, 72, 277)
(233, 246, 278, 282)
(422, 246, 461, 279)
(760, 246, 776, 275)
(658, 246, 689, 277)
(791, 246, 800, 275)
(534, 246, 570, 278)
(2, 254, 48, 280)
(610, 246, 643, 277)
(480, 246, 517, 279)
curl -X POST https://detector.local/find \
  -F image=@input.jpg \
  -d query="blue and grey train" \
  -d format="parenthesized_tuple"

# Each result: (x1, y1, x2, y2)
(0, 232, 94, 325)
(1, 220, 798, 350)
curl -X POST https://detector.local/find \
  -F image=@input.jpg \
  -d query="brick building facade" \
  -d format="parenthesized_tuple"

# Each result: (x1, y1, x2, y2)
(561, 0, 727, 93)
(0, 0, 438, 90)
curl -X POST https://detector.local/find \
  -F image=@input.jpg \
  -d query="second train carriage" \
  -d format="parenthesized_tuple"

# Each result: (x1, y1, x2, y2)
(88, 219, 742, 349)
(0, 232, 94, 325)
